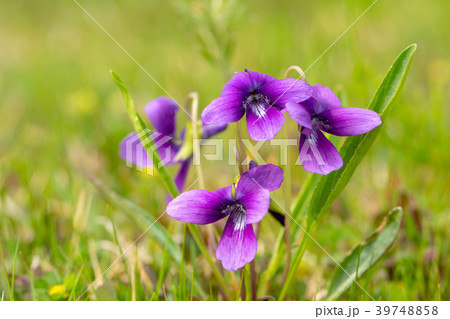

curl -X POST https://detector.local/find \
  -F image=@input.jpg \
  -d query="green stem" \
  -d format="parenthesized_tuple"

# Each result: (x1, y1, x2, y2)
(187, 92, 205, 189)
(244, 263, 252, 301)
(179, 224, 187, 300)
(279, 227, 310, 300)
(0, 244, 11, 300)
(258, 173, 318, 295)
(111, 71, 231, 300)
(281, 125, 292, 281)
(10, 236, 20, 301)
(235, 121, 248, 174)
(188, 224, 232, 300)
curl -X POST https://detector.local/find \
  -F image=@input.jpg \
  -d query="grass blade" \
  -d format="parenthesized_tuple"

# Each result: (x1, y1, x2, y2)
(87, 174, 207, 298)
(0, 244, 11, 300)
(87, 174, 182, 264)
(10, 237, 20, 301)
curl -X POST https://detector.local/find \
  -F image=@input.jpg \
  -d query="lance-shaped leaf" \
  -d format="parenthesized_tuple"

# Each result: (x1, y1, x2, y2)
(110, 70, 179, 198)
(278, 44, 416, 300)
(306, 44, 417, 227)
(326, 207, 403, 300)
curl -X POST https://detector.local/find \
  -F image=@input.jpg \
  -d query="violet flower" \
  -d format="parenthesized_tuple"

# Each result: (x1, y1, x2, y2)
(119, 97, 226, 196)
(201, 69, 312, 141)
(167, 164, 284, 271)
(286, 85, 382, 175)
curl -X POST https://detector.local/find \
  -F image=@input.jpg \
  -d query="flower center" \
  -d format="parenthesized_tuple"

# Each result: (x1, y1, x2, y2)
(243, 93, 270, 119)
(221, 202, 247, 231)
(311, 116, 329, 131)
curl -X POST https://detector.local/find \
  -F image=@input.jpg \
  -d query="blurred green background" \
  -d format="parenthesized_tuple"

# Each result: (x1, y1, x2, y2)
(0, 0, 448, 300)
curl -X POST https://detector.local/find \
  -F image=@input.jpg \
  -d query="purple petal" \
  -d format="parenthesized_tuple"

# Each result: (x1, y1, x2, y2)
(246, 106, 285, 141)
(212, 185, 234, 202)
(318, 107, 382, 136)
(242, 164, 284, 191)
(235, 173, 271, 223)
(201, 94, 245, 125)
(235, 174, 261, 198)
(286, 102, 313, 130)
(167, 190, 228, 224)
(119, 131, 178, 167)
(299, 129, 343, 175)
(262, 78, 312, 109)
(201, 123, 228, 139)
(312, 84, 341, 113)
(221, 72, 253, 96)
(245, 69, 277, 91)
(216, 219, 257, 271)
(144, 97, 178, 137)
(175, 160, 190, 192)
(238, 189, 270, 224)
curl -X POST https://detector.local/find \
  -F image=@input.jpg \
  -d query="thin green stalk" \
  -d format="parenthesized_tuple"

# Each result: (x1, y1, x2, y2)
(109, 213, 132, 293)
(258, 68, 311, 296)
(68, 264, 85, 301)
(281, 125, 292, 281)
(111, 71, 231, 300)
(188, 225, 232, 300)
(237, 269, 245, 301)
(279, 228, 310, 300)
(19, 252, 37, 301)
(0, 244, 11, 300)
(10, 237, 20, 301)
(257, 231, 284, 295)
(244, 264, 252, 301)
(178, 224, 187, 300)
(188, 92, 219, 270)
(235, 120, 256, 298)
(235, 121, 248, 174)
(187, 92, 205, 189)
(258, 174, 318, 295)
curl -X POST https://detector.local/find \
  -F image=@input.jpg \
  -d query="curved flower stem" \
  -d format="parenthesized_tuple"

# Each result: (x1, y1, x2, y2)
(283, 65, 307, 82)
(111, 71, 231, 300)
(186, 92, 205, 190)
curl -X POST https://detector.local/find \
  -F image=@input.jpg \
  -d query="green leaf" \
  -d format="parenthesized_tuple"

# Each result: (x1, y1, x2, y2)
(279, 44, 417, 300)
(110, 70, 179, 198)
(307, 44, 417, 227)
(326, 207, 403, 300)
